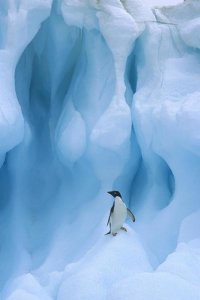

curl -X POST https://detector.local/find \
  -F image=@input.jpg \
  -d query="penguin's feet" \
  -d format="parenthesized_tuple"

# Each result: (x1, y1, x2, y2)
(105, 231, 111, 235)
(121, 227, 127, 232)
(112, 233, 117, 236)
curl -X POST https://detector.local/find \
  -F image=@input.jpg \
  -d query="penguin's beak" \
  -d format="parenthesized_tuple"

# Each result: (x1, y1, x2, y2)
(107, 191, 113, 196)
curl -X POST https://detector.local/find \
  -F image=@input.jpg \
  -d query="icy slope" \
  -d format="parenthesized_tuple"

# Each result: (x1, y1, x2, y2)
(1, 0, 200, 299)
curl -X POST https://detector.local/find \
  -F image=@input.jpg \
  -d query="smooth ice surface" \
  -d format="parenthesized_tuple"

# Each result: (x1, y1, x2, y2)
(0, 0, 200, 299)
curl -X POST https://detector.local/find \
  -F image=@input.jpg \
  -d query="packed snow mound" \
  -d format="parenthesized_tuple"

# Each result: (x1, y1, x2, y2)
(108, 272, 200, 300)
(57, 227, 151, 300)
(6, 273, 52, 300)
(157, 240, 200, 286)
(0, 0, 200, 299)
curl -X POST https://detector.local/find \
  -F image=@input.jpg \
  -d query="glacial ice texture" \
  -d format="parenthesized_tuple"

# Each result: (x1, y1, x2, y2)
(1, 0, 200, 299)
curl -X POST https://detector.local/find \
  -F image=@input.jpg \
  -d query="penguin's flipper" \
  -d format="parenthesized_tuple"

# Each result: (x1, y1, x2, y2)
(107, 203, 115, 226)
(127, 208, 135, 222)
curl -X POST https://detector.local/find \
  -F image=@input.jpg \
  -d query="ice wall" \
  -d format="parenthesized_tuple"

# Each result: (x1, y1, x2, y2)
(0, 0, 200, 299)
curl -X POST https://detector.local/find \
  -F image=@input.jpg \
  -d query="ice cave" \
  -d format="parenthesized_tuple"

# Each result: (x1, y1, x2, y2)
(0, 0, 200, 299)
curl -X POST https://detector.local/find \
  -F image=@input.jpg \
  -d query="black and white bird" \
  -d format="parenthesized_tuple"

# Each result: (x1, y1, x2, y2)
(105, 190, 135, 236)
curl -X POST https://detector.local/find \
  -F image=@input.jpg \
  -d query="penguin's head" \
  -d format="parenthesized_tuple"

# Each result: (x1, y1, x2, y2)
(107, 191, 122, 198)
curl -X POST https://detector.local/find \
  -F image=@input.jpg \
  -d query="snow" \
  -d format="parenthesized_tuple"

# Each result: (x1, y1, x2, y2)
(157, 240, 200, 286)
(6, 273, 52, 300)
(108, 272, 200, 300)
(0, 0, 200, 299)
(147, 0, 183, 7)
(58, 227, 151, 300)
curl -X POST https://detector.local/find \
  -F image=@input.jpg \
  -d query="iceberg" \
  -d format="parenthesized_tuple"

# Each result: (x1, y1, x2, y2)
(0, 0, 200, 299)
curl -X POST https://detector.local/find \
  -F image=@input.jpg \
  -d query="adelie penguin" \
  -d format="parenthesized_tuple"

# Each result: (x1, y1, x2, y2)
(106, 191, 135, 236)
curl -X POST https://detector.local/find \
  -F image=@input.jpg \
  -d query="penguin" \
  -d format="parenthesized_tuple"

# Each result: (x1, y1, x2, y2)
(105, 190, 135, 236)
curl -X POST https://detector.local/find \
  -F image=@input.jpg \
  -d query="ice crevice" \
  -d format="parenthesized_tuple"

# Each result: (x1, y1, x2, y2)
(1, 0, 200, 299)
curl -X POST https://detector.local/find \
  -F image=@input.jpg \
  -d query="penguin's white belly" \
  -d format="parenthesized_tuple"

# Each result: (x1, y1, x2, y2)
(110, 198, 127, 234)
